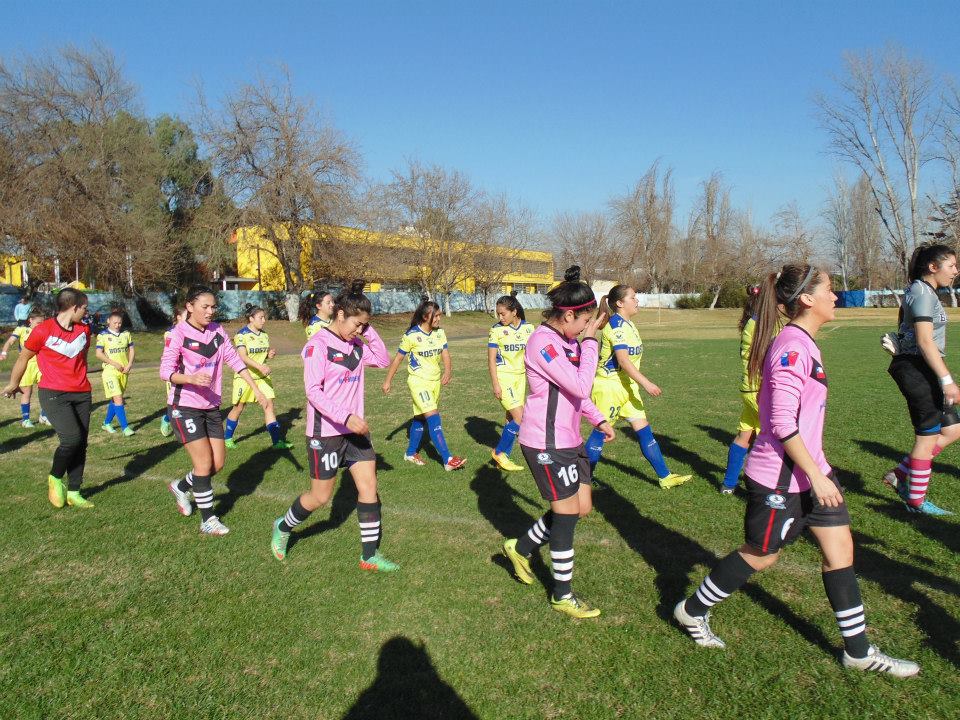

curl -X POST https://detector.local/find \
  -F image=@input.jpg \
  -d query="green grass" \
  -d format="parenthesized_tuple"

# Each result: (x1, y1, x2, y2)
(0, 309, 957, 719)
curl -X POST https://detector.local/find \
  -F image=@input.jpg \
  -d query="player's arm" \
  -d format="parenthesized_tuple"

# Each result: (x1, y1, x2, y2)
(381, 351, 405, 394)
(612, 348, 662, 397)
(124, 340, 135, 372)
(914, 321, 958, 405)
(487, 346, 502, 398)
(440, 348, 452, 386)
(0, 333, 17, 359)
(2, 347, 36, 396)
(237, 344, 270, 376)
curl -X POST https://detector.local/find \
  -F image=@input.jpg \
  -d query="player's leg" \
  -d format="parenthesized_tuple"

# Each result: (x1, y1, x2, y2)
(224, 380, 246, 446)
(628, 414, 690, 489)
(492, 401, 524, 471)
(260, 383, 288, 448)
(18, 382, 33, 427)
(351, 459, 397, 571)
(62, 392, 94, 508)
(272, 436, 341, 559)
(586, 379, 619, 469)
(723, 392, 759, 493)
(112, 391, 133, 436)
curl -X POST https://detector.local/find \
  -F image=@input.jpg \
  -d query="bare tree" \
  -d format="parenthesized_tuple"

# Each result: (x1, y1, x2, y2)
(816, 46, 940, 279)
(609, 160, 675, 292)
(687, 172, 736, 307)
(551, 211, 615, 286)
(771, 201, 817, 266)
(196, 68, 361, 317)
(471, 196, 538, 312)
(822, 175, 853, 290)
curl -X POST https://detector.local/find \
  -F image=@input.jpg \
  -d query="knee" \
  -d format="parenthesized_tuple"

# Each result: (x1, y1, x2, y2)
(740, 545, 779, 571)
(307, 486, 334, 507)
(578, 500, 593, 518)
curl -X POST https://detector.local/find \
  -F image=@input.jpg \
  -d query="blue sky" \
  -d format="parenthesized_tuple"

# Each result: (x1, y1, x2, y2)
(5, 1, 959, 231)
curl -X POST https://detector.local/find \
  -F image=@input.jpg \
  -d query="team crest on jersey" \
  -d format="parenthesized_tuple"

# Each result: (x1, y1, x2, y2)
(541, 345, 559, 363)
(765, 493, 787, 510)
(309, 439, 321, 448)
(503, 328, 509, 335)
(536, 452, 553, 465)
(780, 351, 799, 367)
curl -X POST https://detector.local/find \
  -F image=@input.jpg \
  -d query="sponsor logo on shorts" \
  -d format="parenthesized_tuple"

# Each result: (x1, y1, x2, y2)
(309, 439, 321, 448)
(765, 493, 787, 510)
(171, 409, 182, 418)
(536, 452, 553, 465)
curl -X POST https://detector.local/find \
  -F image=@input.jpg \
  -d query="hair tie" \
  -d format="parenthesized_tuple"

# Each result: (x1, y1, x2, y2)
(556, 299, 597, 311)
(785, 267, 817, 303)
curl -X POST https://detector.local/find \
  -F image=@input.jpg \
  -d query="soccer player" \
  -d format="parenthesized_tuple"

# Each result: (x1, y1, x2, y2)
(95, 310, 136, 436)
(2, 289, 95, 508)
(501, 266, 615, 619)
(162, 285, 268, 536)
(0, 311, 50, 427)
(488, 293, 533, 471)
(300, 289, 335, 339)
(224, 304, 291, 450)
(883, 242, 960, 516)
(271, 281, 397, 570)
(382, 298, 466, 471)
(585, 285, 691, 489)
(673, 264, 919, 677)
(159, 305, 187, 437)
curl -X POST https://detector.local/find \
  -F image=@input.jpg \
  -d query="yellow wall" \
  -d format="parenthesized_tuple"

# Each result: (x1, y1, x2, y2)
(1, 256, 24, 287)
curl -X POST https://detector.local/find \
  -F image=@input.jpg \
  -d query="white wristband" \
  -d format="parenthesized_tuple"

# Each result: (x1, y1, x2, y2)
(939, 374, 953, 387)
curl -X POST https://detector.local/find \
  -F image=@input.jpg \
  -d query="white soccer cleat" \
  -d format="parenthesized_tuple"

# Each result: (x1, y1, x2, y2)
(404, 453, 427, 466)
(168, 480, 193, 516)
(673, 600, 726, 648)
(199, 516, 230, 536)
(842, 645, 919, 678)
(882, 469, 900, 490)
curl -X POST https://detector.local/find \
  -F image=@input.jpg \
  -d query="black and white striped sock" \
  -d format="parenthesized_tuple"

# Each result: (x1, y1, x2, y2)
(549, 513, 578, 599)
(684, 551, 756, 617)
(176, 471, 194, 493)
(357, 501, 381, 561)
(822, 566, 869, 658)
(278, 497, 312, 533)
(516, 511, 553, 556)
(191, 474, 214, 521)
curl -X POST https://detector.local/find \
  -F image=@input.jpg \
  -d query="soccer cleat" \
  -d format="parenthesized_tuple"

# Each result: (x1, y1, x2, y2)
(21, 418, 35, 429)
(491, 450, 524, 472)
(224, 438, 237, 449)
(66, 491, 94, 509)
(842, 645, 919, 678)
(906, 499, 954, 516)
(38, 414, 51, 425)
(47, 475, 66, 508)
(404, 453, 426, 466)
(122, 427, 135, 437)
(359, 551, 399, 572)
(502, 538, 534, 585)
(101, 423, 116, 434)
(272, 440, 293, 450)
(199, 516, 230, 536)
(168, 481, 193, 516)
(720, 485, 736, 495)
(659, 473, 692, 490)
(271, 518, 290, 560)
(551, 593, 601, 619)
(882, 468, 900, 490)
(673, 600, 726, 648)
(444, 456, 467, 472)
(159, 418, 173, 437)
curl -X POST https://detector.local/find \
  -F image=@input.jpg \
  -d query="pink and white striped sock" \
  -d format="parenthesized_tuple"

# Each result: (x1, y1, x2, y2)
(907, 457, 932, 507)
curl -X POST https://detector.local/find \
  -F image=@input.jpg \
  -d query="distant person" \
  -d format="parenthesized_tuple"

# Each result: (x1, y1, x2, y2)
(95, 310, 136, 436)
(0, 311, 50, 427)
(13, 295, 32, 327)
(299, 289, 334, 339)
(487, 292, 532, 471)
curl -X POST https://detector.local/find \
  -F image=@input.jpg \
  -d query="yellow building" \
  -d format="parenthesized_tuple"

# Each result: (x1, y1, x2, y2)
(1, 255, 26, 287)
(231, 225, 554, 294)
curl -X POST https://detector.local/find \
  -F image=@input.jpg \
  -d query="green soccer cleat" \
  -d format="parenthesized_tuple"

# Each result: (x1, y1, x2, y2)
(224, 438, 237, 449)
(359, 552, 399, 572)
(21, 418, 35, 429)
(659, 473, 692, 490)
(271, 518, 290, 560)
(66, 490, 94, 509)
(159, 418, 173, 437)
(551, 593, 601, 619)
(272, 440, 293, 450)
(122, 426, 135, 437)
(101, 423, 116, 434)
(502, 538, 534, 585)
(47, 475, 66, 508)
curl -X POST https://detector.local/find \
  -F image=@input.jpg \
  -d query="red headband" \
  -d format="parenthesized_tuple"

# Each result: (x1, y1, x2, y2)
(556, 300, 597, 311)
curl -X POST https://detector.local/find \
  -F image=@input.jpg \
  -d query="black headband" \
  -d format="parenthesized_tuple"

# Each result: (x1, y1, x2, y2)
(785, 267, 817, 303)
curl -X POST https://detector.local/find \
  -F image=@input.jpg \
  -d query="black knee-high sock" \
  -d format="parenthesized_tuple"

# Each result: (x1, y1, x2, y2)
(375, 498, 383, 549)
(822, 566, 869, 658)
(516, 510, 553, 556)
(549, 513, 578, 599)
(685, 551, 756, 617)
(357, 501, 381, 560)
(191, 474, 214, 521)
(176, 471, 194, 493)
(278, 497, 312, 533)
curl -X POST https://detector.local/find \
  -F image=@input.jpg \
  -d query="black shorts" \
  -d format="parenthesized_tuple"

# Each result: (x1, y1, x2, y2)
(521, 444, 591, 502)
(888, 355, 960, 435)
(169, 406, 224, 444)
(306, 433, 375, 480)
(743, 473, 850, 555)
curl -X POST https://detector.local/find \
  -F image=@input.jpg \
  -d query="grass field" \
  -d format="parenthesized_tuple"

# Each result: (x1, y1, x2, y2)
(1, 309, 957, 719)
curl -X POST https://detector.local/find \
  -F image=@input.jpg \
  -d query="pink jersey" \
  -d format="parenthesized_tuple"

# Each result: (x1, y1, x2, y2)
(519, 324, 605, 450)
(160, 321, 246, 409)
(744, 324, 830, 492)
(303, 325, 390, 437)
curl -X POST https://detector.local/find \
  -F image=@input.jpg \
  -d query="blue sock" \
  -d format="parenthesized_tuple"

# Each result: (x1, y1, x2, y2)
(114, 403, 129, 430)
(163, 411, 169, 423)
(406, 419, 425, 456)
(495, 420, 521, 455)
(20, 403, 30, 421)
(266, 421, 281, 444)
(426, 414, 451, 463)
(586, 427, 606, 468)
(224, 418, 239, 440)
(636, 425, 670, 479)
(723, 442, 750, 489)
(104, 403, 116, 425)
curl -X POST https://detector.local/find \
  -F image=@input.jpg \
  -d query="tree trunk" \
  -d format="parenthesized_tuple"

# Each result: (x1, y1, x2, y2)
(444, 293, 451, 317)
(285, 292, 300, 322)
(709, 286, 721, 309)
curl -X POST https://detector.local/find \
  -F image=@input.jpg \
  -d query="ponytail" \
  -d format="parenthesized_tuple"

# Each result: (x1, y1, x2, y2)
(598, 284, 631, 319)
(908, 242, 956, 283)
(738, 285, 761, 333)
(334, 280, 373, 318)
(543, 266, 596, 321)
(299, 290, 332, 326)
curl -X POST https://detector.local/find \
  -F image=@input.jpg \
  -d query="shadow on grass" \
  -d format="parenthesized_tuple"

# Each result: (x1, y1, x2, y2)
(133, 406, 167, 431)
(657, 432, 726, 488)
(695, 423, 734, 448)
(855, 437, 960, 482)
(87, 437, 181, 498)
(0, 427, 55, 455)
(463, 415, 501, 448)
(287, 478, 358, 553)
(592, 482, 837, 657)
(342, 636, 478, 720)
(215, 444, 301, 519)
(384, 419, 444, 466)
(232, 406, 303, 444)
(864, 500, 960, 556)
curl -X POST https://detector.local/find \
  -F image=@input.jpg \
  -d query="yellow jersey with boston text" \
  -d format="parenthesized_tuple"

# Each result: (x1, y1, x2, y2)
(488, 321, 533, 375)
(596, 314, 643, 380)
(233, 326, 271, 380)
(398, 327, 448, 383)
(96, 330, 134, 370)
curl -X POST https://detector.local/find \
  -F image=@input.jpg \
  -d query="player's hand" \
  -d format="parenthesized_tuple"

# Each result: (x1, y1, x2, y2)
(267, 349, 277, 359)
(381, 380, 392, 395)
(260, 365, 272, 377)
(123, 364, 132, 374)
(441, 372, 452, 386)
(0, 351, 7, 361)
(810, 472, 843, 508)
(254, 391, 269, 409)
(2, 383, 22, 398)
(598, 421, 616, 443)
(191, 372, 213, 387)
(346, 414, 370, 435)
(584, 312, 608, 339)
(642, 380, 662, 397)
(944, 382, 960, 408)
(492, 383, 502, 400)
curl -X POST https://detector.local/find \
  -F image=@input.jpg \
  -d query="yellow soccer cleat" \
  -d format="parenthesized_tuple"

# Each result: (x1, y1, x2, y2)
(491, 450, 524, 472)
(502, 538, 534, 585)
(659, 473, 692, 490)
(66, 490, 94, 509)
(551, 593, 601, 619)
(47, 475, 66, 508)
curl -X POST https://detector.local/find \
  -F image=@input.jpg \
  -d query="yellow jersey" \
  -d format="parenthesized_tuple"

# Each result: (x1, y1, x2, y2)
(11, 325, 32, 350)
(488, 321, 533, 375)
(398, 326, 448, 382)
(234, 326, 271, 380)
(597, 314, 643, 380)
(305, 315, 331, 339)
(96, 330, 133, 370)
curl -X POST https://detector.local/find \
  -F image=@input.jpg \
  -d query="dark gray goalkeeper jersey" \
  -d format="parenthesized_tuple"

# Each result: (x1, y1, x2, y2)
(897, 280, 947, 356)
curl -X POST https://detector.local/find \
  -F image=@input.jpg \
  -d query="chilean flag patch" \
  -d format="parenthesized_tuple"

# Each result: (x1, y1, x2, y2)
(188, 341, 200, 350)
(331, 351, 344, 363)
(541, 344, 559, 363)
(304, 345, 314, 358)
(780, 351, 799, 367)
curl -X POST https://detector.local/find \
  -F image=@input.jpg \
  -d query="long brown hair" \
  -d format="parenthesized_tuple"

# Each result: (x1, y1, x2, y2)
(598, 284, 632, 318)
(746, 264, 824, 385)
(738, 285, 761, 333)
